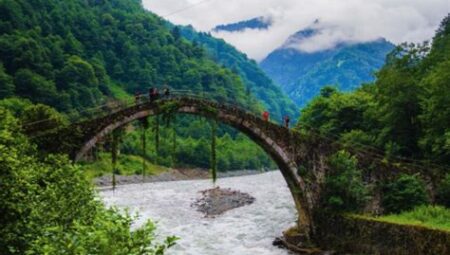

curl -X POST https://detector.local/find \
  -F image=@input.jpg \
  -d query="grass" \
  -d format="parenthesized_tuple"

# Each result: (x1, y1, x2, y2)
(109, 83, 133, 101)
(79, 152, 169, 180)
(364, 205, 450, 232)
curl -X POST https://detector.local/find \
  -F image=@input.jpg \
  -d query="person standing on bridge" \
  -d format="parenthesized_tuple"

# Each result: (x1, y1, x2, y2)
(149, 87, 159, 102)
(135, 91, 141, 105)
(262, 111, 270, 122)
(284, 115, 290, 128)
(149, 87, 154, 102)
(164, 87, 170, 97)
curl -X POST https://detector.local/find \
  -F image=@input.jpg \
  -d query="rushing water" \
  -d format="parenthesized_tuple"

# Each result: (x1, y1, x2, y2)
(100, 171, 297, 255)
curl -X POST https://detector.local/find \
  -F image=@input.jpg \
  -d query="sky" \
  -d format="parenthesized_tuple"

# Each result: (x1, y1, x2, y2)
(143, 0, 450, 61)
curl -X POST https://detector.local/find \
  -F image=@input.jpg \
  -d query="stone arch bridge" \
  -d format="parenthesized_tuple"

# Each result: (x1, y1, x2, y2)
(29, 94, 431, 245)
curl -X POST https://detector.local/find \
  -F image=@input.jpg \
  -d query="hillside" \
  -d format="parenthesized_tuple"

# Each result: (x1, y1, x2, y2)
(260, 28, 394, 107)
(297, 14, 450, 165)
(179, 24, 297, 120)
(0, 0, 259, 113)
(0, 0, 279, 170)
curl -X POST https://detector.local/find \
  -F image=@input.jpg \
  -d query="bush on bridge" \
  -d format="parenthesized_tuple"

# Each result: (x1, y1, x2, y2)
(0, 107, 176, 255)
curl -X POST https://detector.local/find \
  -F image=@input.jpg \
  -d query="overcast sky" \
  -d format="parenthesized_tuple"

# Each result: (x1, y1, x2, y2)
(143, 0, 450, 61)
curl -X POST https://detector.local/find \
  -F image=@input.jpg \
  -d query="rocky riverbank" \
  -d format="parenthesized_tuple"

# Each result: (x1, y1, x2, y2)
(95, 168, 267, 187)
(192, 187, 255, 217)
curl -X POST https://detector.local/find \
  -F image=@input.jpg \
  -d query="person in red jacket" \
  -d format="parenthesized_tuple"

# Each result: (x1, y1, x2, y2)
(262, 111, 270, 122)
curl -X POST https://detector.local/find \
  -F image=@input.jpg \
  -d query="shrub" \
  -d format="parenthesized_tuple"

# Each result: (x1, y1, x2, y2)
(436, 173, 450, 207)
(0, 107, 176, 254)
(382, 174, 430, 214)
(323, 150, 370, 212)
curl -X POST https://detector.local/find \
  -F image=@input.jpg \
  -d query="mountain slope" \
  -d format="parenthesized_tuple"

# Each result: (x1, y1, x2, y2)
(0, 0, 259, 114)
(0, 0, 281, 171)
(179, 25, 298, 120)
(260, 29, 394, 107)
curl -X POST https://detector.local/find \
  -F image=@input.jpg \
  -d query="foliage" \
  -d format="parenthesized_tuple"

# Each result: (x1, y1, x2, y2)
(0, 0, 256, 113)
(0, 0, 284, 171)
(260, 36, 394, 107)
(436, 174, 450, 208)
(0, 62, 14, 98)
(322, 150, 369, 212)
(20, 103, 68, 133)
(382, 174, 430, 214)
(376, 205, 450, 232)
(179, 25, 297, 121)
(0, 107, 176, 255)
(79, 153, 169, 181)
(120, 117, 276, 172)
(296, 15, 450, 167)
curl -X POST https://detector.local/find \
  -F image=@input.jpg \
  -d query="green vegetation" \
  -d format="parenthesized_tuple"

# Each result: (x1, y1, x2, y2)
(296, 14, 450, 167)
(436, 174, 450, 208)
(0, 107, 176, 255)
(298, 15, 449, 220)
(260, 31, 394, 107)
(323, 150, 369, 212)
(0, 0, 281, 171)
(179, 25, 297, 120)
(374, 206, 450, 232)
(80, 153, 169, 180)
(382, 174, 430, 214)
(120, 119, 276, 172)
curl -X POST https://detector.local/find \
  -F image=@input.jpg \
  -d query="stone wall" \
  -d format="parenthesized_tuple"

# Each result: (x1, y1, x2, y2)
(313, 213, 450, 255)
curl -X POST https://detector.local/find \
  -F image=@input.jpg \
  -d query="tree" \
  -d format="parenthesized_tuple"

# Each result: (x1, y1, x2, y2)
(58, 55, 98, 89)
(436, 174, 450, 208)
(322, 150, 369, 212)
(0, 107, 176, 255)
(13, 69, 58, 106)
(419, 60, 450, 163)
(382, 174, 429, 214)
(374, 43, 427, 157)
(20, 104, 68, 134)
(0, 62, 14, 98)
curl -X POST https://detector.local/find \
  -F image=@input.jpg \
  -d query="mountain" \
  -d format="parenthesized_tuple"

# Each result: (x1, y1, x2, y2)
(0, 0, 262, 114)
(179, 24, 298, 120)
(0, 0, 286, 171)
(260, 28, 395, 107)
(212, 16, 272, 32)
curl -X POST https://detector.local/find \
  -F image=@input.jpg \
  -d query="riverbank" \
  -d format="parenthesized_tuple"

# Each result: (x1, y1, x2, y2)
(95, 168, 267, 187)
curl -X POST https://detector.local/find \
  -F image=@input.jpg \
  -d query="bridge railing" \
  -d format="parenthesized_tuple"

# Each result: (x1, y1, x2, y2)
(23, 89, 274, 134)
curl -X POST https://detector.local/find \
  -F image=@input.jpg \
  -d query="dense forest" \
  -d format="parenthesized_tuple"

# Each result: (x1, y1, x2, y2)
(0, 0, 280, 171)
(179, 24, 298, 120)
(260, 28, 394, 107)
(295, 15, 450, 215)
(296, 14, 450, 166)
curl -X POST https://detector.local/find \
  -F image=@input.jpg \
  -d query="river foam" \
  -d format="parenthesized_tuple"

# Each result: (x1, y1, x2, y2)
(100, 171, 296, 255)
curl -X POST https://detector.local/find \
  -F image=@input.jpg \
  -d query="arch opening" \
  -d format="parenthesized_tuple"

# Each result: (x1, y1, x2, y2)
(74, 98, 314, 239)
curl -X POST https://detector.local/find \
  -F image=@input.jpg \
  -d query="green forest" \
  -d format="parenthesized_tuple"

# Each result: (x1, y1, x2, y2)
(0, 0, 280, 172)
(0, 0, 449, 254)
(296, 15, 450, 220)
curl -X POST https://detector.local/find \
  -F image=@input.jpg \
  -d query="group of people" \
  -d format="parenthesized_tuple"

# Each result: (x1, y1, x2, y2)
(134, 88, 290, 128)
(262, 111, 290, 128)
(135, 87, 171, 103)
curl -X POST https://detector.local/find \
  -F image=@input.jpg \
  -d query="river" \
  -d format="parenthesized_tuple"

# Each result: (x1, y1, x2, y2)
(100, 171, 296, 255)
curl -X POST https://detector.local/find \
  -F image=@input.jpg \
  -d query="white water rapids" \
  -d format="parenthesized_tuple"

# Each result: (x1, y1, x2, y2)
(100, 171, 297, 255)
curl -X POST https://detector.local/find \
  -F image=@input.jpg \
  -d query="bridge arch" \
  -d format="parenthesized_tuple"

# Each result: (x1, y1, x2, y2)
(73, 97, 314, 240)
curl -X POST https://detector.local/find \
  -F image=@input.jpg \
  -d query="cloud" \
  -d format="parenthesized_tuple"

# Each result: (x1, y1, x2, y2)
(142, 0, 450, 61)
